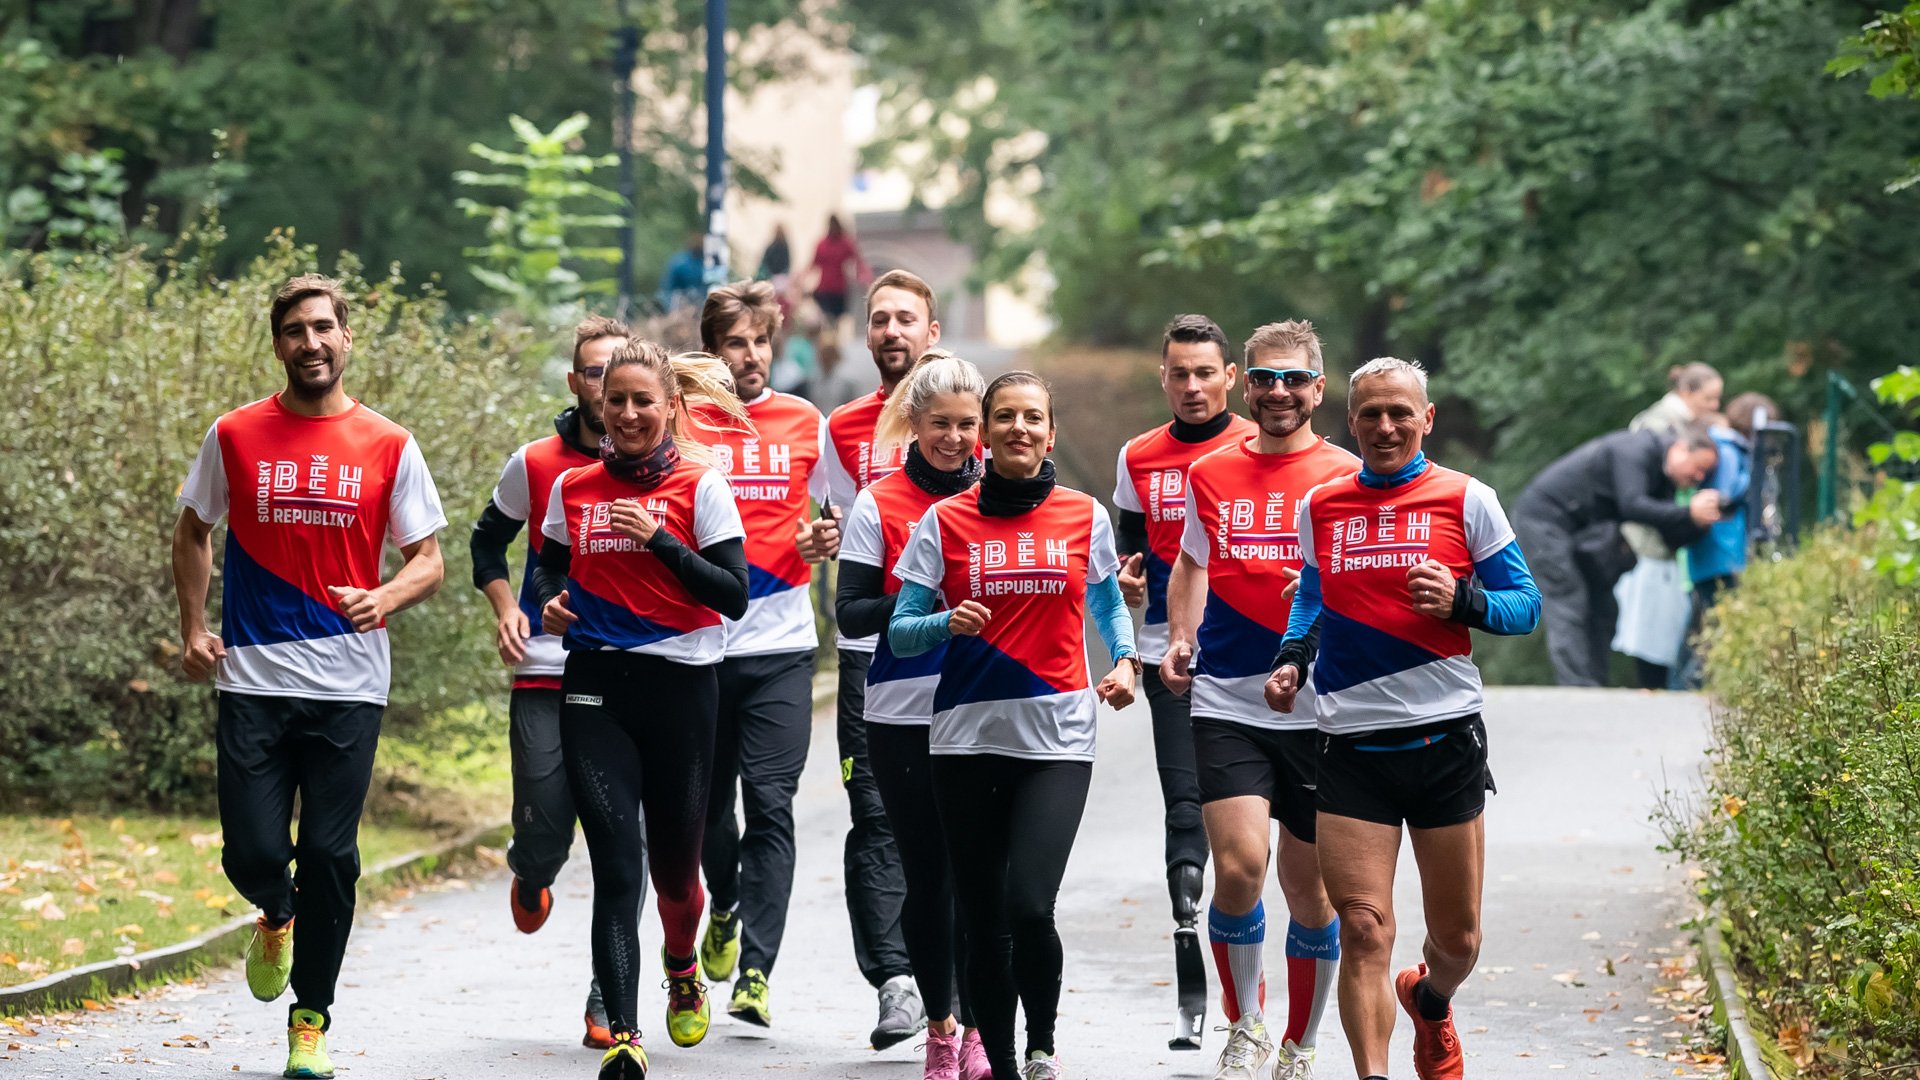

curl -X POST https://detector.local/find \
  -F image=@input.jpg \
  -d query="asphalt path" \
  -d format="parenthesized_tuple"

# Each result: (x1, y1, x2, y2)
(4, 687, 1713, 1079)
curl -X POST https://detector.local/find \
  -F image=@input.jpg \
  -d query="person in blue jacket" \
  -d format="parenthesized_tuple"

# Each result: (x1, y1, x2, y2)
(1680, 392, 1777, 686)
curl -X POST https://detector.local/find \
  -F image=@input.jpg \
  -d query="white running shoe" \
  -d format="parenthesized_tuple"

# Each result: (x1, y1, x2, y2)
(1272, 1038, 1316, 1080)
(1213, 1014, 1275, 1080)
(1019, 1050, 1063, 1080)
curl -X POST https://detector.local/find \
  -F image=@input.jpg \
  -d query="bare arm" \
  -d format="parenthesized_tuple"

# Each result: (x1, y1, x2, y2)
(1159, 552, 1208, 693)
(171, 510, 226, 680)
(328, 535, 446, 633)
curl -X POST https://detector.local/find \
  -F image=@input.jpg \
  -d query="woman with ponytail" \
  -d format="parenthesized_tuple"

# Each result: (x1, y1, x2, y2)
(535, 340, 751, 1080)
(836, 350, 991, 1080)
(888, 371, 1139, 1080)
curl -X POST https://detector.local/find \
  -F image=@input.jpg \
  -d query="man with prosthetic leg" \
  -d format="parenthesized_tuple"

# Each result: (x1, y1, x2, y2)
(1112, 314, 1254, 1049)
(1266, 358, 1540, 1080)
(1161, 321, 1358, 1080)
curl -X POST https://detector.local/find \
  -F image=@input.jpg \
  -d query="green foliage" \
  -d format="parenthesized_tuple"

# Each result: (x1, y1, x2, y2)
(1828, 0, 1920, 191)
(1661, 530, 1920, 1072)
(455, 113, 624, 320)
(0, 226, 560, 807)
(1829, 0, 1920, 100)
(847, 0, 1366, 348)
(0, 1, 823, 311)
(2, 149, 128, 251)
(1853, 366, 1920, 583)
(1166, 0, 1920, 496)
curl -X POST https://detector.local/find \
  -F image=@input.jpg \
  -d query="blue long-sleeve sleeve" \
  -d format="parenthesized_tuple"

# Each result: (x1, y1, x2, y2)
(1271, 563, 1324, 674)
(1087, 575, 1136, 663)
(1461, 540, 1541, 635)
(888, 581, 954, 657)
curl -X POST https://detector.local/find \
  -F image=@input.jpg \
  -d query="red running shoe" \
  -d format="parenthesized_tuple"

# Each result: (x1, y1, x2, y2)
(509, 876, 551, 934)
(1395, 963, 1465, 1079)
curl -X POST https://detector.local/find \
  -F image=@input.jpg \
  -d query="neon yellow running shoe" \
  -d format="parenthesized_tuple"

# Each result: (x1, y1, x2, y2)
(284, 1008, 333, 1079)
(662, 951, 711, 1047)
(598, 1032, 649, 1079)
(728, 967, 771, 1027)
(247, 916, 294, 1002)
(699, 908, 740, 982)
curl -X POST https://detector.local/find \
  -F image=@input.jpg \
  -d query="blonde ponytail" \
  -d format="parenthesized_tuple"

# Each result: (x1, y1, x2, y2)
(872, 349, 986, 458)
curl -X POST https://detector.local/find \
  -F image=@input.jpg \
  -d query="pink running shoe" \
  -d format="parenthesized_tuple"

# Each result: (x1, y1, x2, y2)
(923, 1027, 961, 1080)
(959, 1028, 993, 1080)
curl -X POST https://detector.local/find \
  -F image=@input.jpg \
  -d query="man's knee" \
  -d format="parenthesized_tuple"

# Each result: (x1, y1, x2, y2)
(221, 840, 291, 895)
(1335, 898, 1395, 959)
(1210, 846, 1268, 912)
(290, 844, 361, 893)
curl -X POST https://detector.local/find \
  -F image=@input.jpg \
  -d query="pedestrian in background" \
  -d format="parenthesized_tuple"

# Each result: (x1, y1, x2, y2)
(804, 214, 871, 353)
(1512, 425, 1722, 687)
(1613, 363, 1722, 688)
(1677, 392, 1778, 687)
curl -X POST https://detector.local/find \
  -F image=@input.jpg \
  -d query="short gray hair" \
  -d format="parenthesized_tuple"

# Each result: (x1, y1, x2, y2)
(1349, 356, 1428, 404)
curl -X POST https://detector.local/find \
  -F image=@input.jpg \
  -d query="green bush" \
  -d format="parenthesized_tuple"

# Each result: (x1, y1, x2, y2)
(0, 224, 562, 808)
(1664, 529, 1920, 1073)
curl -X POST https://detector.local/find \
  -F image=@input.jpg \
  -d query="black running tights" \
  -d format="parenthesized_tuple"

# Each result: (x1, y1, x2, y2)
(560, 650, 716, 1039)
(931, 753, 1091, 1080)
(868, 722, 972, 1026)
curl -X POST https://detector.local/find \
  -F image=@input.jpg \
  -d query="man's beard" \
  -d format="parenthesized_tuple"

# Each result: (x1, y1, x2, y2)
(579, 398, 605, 435)
(1256, 402, 1311, 439)
(283, 352, 342, 400)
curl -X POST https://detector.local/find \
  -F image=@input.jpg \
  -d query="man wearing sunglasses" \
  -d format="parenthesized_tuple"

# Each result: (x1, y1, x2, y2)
(1112, 313, 1256, 1050)
(469, 315, 629, 1048)
(1160, 321, 1359, 1080)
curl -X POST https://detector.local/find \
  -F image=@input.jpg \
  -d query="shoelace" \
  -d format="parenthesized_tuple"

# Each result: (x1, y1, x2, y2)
(1217, 1024, 1270, 1069)
(662, 972, 707, 1009)
(292, 1024, 323, 1052)
(259, 925, 287, 963)
(1274, 1042, 1316, 1080)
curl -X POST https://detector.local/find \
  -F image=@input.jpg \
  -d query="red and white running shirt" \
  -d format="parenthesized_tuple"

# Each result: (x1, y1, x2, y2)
(1111, 416, 1256, 663)
(689, 390, 828, 656)
(177, 394, 447, 705)
(540, 461, 744, 664)
(894, 487, 1119, 761)
(1178, 437, 1358, 730)
(488, 434, 597, 688)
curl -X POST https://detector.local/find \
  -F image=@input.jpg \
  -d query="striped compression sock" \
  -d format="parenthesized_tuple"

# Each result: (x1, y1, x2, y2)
(1207, 900, 1267, 1023)
(1282, 917, 1339, 1048)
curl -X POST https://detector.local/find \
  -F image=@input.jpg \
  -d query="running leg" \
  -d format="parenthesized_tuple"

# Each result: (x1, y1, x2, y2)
(284, 699, 381, 1023)
(1315, 811, 1404, 1079)
(934, 754, 1020, 1080)
(729, 649, 814, 977)
(506, 687, 576, 889)
(1000, 759, 1092, 1064)
(869, 721, 960, 1024)
(838, 649, 912, 990)
(560, 656, 652, 1038)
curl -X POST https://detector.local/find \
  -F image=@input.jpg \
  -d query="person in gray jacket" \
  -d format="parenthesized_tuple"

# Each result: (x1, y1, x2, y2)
(1511, 425, 1722, 687)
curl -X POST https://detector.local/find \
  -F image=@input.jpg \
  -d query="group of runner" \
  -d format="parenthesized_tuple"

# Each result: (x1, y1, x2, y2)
(169, 270, 1540, 1080)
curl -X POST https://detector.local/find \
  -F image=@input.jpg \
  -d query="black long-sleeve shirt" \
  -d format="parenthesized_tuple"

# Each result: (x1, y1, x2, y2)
(1516, 429, 1706, 550)
(470, 407, 599, 591)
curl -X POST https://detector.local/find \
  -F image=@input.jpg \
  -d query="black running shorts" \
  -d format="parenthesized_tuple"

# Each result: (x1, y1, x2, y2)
(1192, 717, 1320, 844)
(1315, 713, 1493, 830)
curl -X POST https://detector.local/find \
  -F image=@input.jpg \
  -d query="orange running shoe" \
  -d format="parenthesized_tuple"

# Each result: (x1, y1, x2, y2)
(1395, 963, 1465, 1080)
(509, 876, 551, 934)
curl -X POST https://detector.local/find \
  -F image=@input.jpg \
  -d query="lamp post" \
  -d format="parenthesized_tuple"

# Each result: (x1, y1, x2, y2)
(612, 0, 639, 318)
(702, 0, 729, 291)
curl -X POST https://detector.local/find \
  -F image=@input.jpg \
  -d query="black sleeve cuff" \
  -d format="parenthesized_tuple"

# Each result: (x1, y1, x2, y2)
(1448, 575, 1486, 627)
